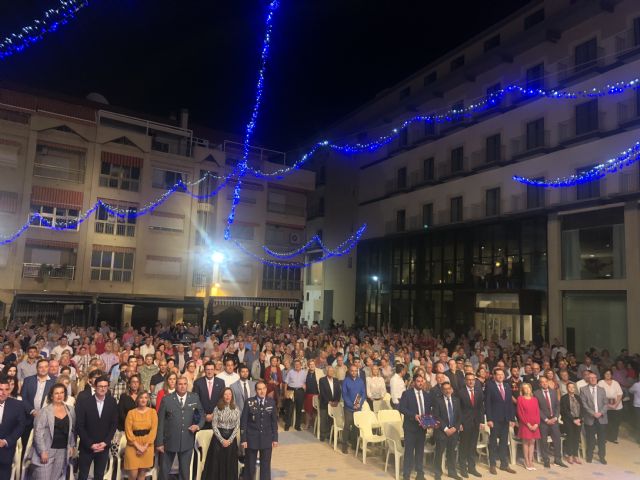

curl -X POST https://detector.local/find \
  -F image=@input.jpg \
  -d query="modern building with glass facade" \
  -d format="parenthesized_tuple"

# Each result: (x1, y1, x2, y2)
(303, 0, 640, 354)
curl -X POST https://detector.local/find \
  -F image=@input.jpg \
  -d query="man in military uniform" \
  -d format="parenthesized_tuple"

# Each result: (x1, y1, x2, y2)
(241, 380, 278, 480)
(156, 376, 204, 480)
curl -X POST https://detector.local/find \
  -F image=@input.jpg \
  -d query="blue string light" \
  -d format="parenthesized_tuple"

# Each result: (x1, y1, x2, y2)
(262, 226, 368, 260)
(513, 140, 640, 188)
(0, 0, 89, 61)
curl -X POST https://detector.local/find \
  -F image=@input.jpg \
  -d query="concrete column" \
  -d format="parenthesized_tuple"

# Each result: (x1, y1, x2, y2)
(624, 202, 640, 353)
(547, 213, 563, 342)
(122, 304, 133, 330)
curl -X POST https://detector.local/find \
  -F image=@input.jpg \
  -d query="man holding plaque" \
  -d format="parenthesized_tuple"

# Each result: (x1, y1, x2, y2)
(341, 364, 366, 454)
(399, 374, 431, 480)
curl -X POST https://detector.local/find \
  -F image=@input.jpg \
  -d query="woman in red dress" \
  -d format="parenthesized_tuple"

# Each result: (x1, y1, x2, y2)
(516, 382, 541, 471)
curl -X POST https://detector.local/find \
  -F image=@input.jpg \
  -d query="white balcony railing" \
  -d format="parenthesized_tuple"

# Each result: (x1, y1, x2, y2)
(22, 263, 75, 280)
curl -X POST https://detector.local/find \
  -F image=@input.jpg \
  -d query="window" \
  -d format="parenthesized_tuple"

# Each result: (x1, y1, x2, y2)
(423, 157, 434, 181)
(562, 208, 624, 280)
(576, 165, 600, 200)
(424, 71, 437, 85)
(574, 37, 598, 71)
(424, 120, 436, 136)
(95, 203, 136, 237)
(634, 17, 640, 47)
(30, 205, 80, 230)
(527, 178, 545, 209)
(148, 212, 184, 233)
(152, 168, 187, 189)
(451, 147, 464, 173)
(575, 99, 599, 135)
(486, 133, 502, 163)
(450, 55, 465, 71)
(397, 167, 407, 190)
(525, 63, 544, 90)
(265, 224, 304, 247)
(197, 170, 218, 204)
(231, 224, 255, 241)
(484, 34, 501, 52)
(399, 87, 411, 99)
(422, 203, 433, 228)
(90, 249, 134, 282)
(99, 162, 140, 192)
(262, 265, 301, 290)
(34, 144, 86, 183)
(524, 9, 544, 30)
(267, 190, 306, 217)
(486, 188, 501, 216)
(450, 196, 463, 222)
(526, 118, 545, 149)
(396, 210, 406, 232)
(196, 211, 215, 246)
(398, 128, 409, 147)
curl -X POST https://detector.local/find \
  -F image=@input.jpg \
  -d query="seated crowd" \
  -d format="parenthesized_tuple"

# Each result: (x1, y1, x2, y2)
(0, 318, 637, 480)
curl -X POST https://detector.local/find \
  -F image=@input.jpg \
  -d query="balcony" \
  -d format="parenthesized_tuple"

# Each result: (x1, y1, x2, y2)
(33, 162, 85, 183)
(558, 112, 605, 145)
(267, 202, 305, 217)
(557, 46, 606, 85)
(439, 156, 468, 180)
(471, 146, 506, 171)
(22, 263, 75, 280)
(614, 27, 640, 59)
(617, 99, 640, 128)
(192, 271, 211, 288)
(510, 131, 551, 160)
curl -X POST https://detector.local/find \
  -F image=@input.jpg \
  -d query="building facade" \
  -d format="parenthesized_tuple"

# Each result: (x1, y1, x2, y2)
(304, 0, 640, 354)
(0, 88, 314, 331)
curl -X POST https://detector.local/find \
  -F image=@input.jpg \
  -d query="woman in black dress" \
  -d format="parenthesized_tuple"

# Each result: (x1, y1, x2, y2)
(204, 387, 240, 480)
(117, 374, 141, 430)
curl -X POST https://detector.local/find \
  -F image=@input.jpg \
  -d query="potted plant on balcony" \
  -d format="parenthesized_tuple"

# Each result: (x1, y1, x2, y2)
(35, 263, 53, 284)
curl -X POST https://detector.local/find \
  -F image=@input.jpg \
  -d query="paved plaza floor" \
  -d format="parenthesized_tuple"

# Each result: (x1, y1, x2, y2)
(271, 429, 640, 479)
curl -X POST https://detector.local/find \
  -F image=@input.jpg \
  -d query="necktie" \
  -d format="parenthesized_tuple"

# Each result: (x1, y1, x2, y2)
(592, 387, 599, 413)
(417, 391, 423, 416)
(207, 380, 213, 400)
(469, 388, 475, 406)
(544, 390, 553, 416)
(447, 396, 453, 426)
(498, 383, 505, 400)
(180, 396, 184, 408)
(243, 382, 249, 401)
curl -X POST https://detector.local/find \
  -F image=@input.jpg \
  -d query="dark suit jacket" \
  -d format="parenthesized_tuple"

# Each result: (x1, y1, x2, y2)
(0, 397, 25, 465)
(433, 394, 462, 433)
(21, 375, 56, 421)
(318, 376, 341, 409)
(240, 396, 278, 450)
(485, 381, 515, 423)
(399, 388, 432, 434)
(457, 384, 484, 427)
(534, 388, 560, 422)
(445, 370, 465, 392)
(75, 394, 118, 452)
(193, 376, 226, 416)
(174, 352, 190, 372)
(560, 393, 582, 422)
(523, 374, 541, 391)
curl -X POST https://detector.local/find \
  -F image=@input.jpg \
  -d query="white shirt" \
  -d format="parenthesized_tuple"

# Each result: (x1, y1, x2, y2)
(50, 345, 73, 360)
(33, 376, 50, 412)
(216, 371, 240, 388)
(576, 379, 588, 391)
(140, 344, 155, 358)
(327, 377, 334, 397)
(0, 402, 4, 424)
(96, 396, 105, 417)
(598, 379, 623, 411)
(390, 373, 406, 404)
(177, 394, 187, 407)
(415, 389, 425, 416)
(590, 385, 599, 413)
(629, 381, 640, 408)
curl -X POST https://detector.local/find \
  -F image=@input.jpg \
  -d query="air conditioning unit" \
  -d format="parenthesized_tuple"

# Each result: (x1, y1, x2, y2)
(289, 232, 302, 245)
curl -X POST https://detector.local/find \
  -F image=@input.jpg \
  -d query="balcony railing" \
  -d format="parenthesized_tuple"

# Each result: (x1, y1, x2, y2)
(510, 131, 551, 158)
(558, 112, 605, 144)
(615, 28, 640, 58)
(192, 271, 210, 288)
(33, 162, 85, 183)
(471, 146, 506, 170)
(617, 99, 640, 126)
(557, 46, 605, 84)
(22, 263, 75, 280)
(439, 156, 468, 178)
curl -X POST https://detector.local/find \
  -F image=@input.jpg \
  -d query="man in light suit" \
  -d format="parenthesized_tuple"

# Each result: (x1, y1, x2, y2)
(0, 378, 25, 480)
(580, 372, 608, 464)
(241, 380, 278, 480)
(534, 377, 567, 468)
(231, 364, 257, 415)
(156, 376, 204, 480)
(398, 374, 430, 480)
(21, 359, 56, 452)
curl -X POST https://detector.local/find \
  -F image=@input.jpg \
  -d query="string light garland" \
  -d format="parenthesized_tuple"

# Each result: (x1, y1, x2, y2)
(513, 140, 640, 188)
(0, 0, 89, 61)
(262, 225, 367, 260)
(245, 78, 640, 180)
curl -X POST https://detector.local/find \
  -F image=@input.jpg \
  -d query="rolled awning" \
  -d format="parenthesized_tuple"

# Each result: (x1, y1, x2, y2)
(211, 296, 301, 308)
(101, 151, 143, 168)
(31, 186, 83, 209)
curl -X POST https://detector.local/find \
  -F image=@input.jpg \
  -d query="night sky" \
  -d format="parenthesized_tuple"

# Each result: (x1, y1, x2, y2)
(0, 0, 530, 151)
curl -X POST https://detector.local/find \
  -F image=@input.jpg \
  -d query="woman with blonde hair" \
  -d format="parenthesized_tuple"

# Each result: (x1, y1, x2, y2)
(516, 383, 541, 470)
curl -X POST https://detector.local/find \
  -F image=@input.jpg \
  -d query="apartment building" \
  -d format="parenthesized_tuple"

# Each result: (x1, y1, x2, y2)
(0, 87, 314, 330)
(304, 0, 640, 354)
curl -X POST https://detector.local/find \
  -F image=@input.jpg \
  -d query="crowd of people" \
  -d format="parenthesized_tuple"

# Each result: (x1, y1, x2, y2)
(0, 318, 637, 480)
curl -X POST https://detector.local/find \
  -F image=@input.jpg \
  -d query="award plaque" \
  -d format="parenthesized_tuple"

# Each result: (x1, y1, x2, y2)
(418, 414, 440, 430)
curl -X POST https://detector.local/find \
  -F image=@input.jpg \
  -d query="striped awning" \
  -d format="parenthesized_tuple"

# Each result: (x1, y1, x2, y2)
(0, 191, 19, 213)
(31, 186, 83, 209)
(211, 296, 301, 308)
(101, 151, 143, 168)
(26, 238, 77, 250)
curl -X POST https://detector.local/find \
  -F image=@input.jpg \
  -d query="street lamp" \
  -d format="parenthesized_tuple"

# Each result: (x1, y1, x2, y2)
(204, 250, 226, 333)
(371, 274, 381, 331)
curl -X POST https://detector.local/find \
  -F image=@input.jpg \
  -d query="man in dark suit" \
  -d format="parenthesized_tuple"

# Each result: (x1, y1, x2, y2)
(398, 374, 430, 480)
(534, 377, 567, 468)
(445, 359, 465, 393)
(485, 368, 516, 475)
(76, 368, 104, 403)
(193, 361, 225, 429)
(75, 375, 118, 480)
(458, 372, 484, 478)
(523, 362, 541, 391)
(318, 365, 341, 441)
(433, 382, 462, 480)
(0, 377, 25, 480)
(21, 358, 55, 451)
(241, 380, 278, 480)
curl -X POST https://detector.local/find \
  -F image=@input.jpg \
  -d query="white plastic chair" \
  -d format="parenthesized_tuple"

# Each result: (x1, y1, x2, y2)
(20, 431, 33, 480)
(312, 395, 321, 439)
(10, 437, 21, 480)
(377, 409, 402, 425)
(383, 421, 404, 480)
(193, 430, 213, 480)
(111, 433, 127, 480)
(508, 424, 522, 466)
(354, 411, 386, 464)
(477, 423, 490, 465)
(328, 404, 344, 451)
